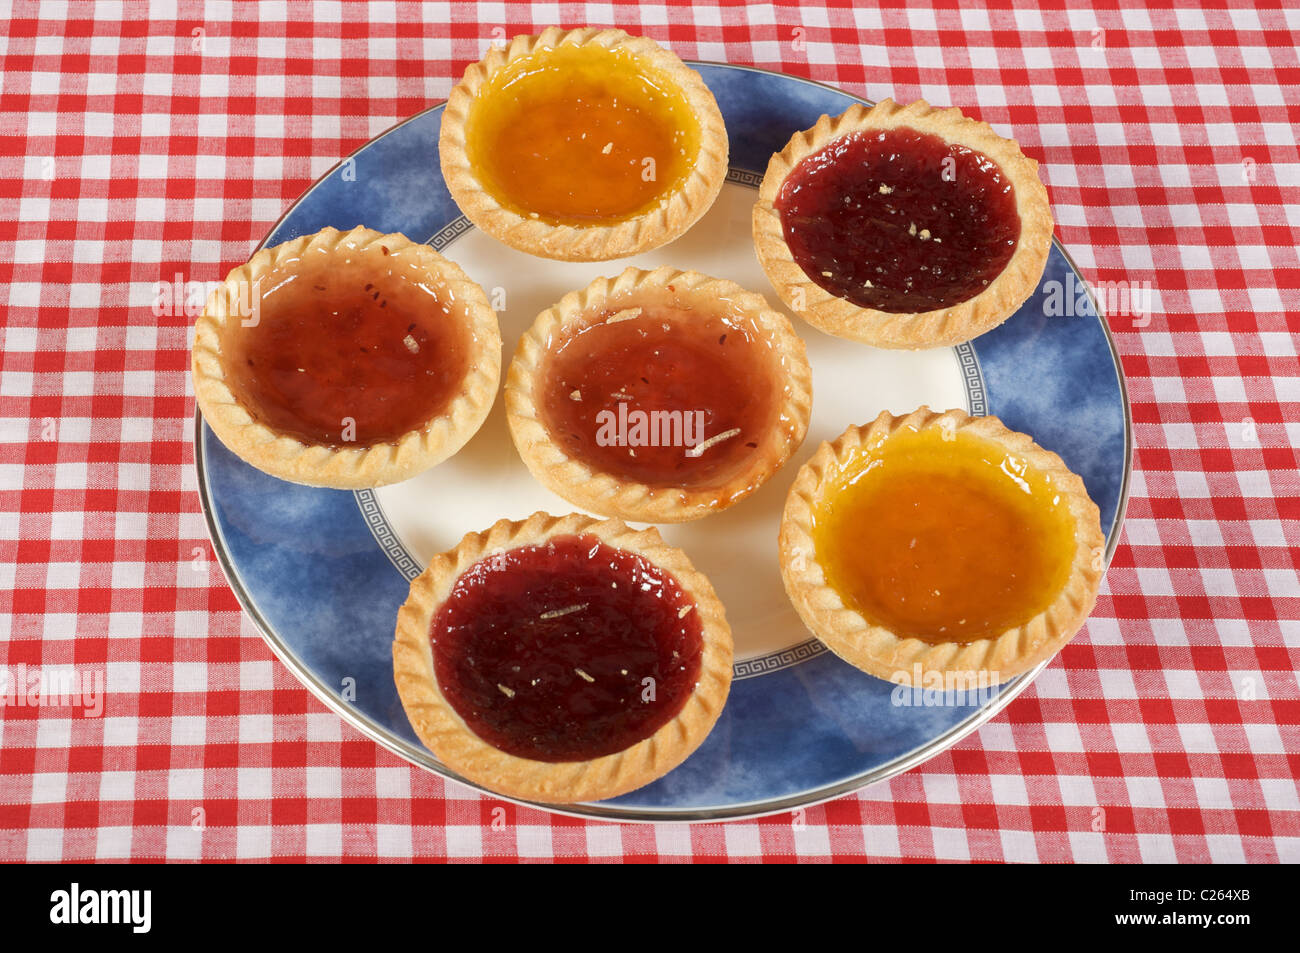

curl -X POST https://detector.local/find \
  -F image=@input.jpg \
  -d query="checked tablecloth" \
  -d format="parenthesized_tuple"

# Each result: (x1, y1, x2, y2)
(1, 0, 1297, 862)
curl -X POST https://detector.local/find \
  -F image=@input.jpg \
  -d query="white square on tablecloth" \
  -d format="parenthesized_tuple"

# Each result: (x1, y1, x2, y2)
(30, 770, 68, 805)
(1136, 833, 1177, 862)
(305, 823, 342, 856)
(1044, 722, 1086, 752)
(1260, 779, 1300, 813)
(1176, 722, 1219, 754)
(921, 772, 961, 804)
(1243, 723, 1286, 755)
(101, 717, 141, 748)
(990, 773, 1030, 806)
(998, 829, 1039, 862)
(165, 825, 203, 860)
(27, 829, 64, 862)
(444, 821, 485, 859)
(97, 770, 137, 802)
(584, 824, 624, 858)
(376, 823, 412, 858)
(167, 768, 206, 802)
(792, 824, 832, 857)
(237, 824, 271, 859)
(930, 825, 971, 861)
(306, 767, 343, 800)
(36, 715, 73, 749)
(239, 659, 274, 691)
(106, 660, 141, 695)
(1067, 830, 1109, 862)
(1113, 724, 1154, 755)
(237, 767, 272, 800)
(238, 715, 274, 746)
(722, 823, 760, 857)
(1205, 834, 1247, 863)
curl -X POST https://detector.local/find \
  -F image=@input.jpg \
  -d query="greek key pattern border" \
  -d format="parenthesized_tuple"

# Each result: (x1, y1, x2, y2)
(956, 341, 987, 417)
(354, 489, 422, 581)
(733, 638, 828, 680)
(726, 167, 764, 189)
(429, 215, 473, 251)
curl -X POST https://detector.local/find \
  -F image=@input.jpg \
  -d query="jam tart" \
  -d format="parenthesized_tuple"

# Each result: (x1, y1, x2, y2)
(505, 267, 813, 523)
(779, 407, 1104, 685)
(192, 226, 501, 489)
(392, 512, 733, 803)
(753, 100, 1054, 349)
(439, 27, 729, 261)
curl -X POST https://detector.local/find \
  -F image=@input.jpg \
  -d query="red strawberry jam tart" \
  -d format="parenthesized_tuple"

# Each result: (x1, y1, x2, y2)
(505, 267, 813, 523)
(392, 512, 733, 803)
(754, 99, 1054, 349)
(192, 227, 501, 488)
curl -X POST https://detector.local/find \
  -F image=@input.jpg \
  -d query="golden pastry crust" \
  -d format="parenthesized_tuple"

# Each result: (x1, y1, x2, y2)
(439, 27, 728, 262)
(778, 407, 1104, 685)
(753, 100, 1054, 349)
(192, 226, 501, 489)
(505, 267, 813, 523)
(392, 511, 733, 804)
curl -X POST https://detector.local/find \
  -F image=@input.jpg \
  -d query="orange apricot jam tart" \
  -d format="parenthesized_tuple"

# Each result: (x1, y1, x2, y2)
(392, 512, 733, 803)
(505, 267, 813, 523)
(779, 408, 1104, 684)
(440, 27, 728, 261)
(753, 100, 1054, 349)
(192, 226, 501, 488)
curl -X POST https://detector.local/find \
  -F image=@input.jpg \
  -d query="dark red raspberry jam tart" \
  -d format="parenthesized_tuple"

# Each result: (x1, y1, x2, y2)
(505, 267, 812, 523)
(192, 227, 501, 488)
(754, 99, 1053, 350)
(393, 512, 733, 803)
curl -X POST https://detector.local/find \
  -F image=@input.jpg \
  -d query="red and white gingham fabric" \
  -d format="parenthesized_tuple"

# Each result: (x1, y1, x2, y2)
(1, 0, 1297, 862)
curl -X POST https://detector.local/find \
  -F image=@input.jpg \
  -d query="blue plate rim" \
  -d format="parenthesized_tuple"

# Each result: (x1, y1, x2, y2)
(193, 62, 1133, 823)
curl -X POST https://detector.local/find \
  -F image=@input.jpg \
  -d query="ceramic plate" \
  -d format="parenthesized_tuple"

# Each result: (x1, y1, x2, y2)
(196, 64, 1131, 821)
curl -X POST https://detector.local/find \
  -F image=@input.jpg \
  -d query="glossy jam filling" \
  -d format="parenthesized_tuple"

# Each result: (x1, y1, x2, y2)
(537, 303, 779, 491)
(775, 127, 1022, 313)
(431, 534, 704, 763)
(465, 43, 700, 226)
(221, 264, 470, 448)
(812, 427, 1076, 644)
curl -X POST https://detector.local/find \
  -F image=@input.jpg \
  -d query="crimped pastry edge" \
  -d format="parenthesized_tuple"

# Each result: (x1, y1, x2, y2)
(191, 226, 502, 489)
(753, 99, 1054, 350)
(392, 511, 734, 803)
(439, 27, 729, 262)
(505, 266, 813, 523)
(778, 407, 1104, 685)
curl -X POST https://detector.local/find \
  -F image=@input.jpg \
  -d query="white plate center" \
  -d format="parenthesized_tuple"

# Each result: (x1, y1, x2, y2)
(371, 180, 972, 667)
